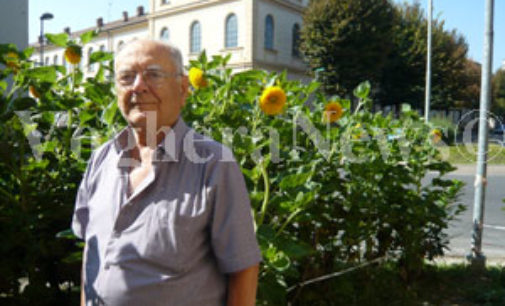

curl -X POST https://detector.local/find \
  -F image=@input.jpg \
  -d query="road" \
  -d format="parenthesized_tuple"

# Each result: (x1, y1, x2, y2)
(426, 165, 505, 261)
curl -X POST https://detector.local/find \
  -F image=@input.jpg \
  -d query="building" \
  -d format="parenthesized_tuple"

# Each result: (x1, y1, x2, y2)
(32, 6, 149, 73)
(30, 0, 309, 80)
(0, 0, 28, 49)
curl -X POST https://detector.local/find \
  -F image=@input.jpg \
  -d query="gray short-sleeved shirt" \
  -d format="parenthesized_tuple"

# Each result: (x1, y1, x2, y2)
(72, 118, 262, 306)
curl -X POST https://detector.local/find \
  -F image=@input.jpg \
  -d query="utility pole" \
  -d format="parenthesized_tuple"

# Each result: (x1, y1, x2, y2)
(424, 0, 433, 122)
(468, 0, 494, 269)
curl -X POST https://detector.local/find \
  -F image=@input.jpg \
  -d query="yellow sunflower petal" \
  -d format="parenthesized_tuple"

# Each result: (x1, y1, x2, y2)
(188, 67, 208, 89)
(259, 86, 286, 115)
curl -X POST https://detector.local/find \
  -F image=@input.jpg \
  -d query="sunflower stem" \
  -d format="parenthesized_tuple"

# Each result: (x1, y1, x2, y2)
(257, 162, 270, 227)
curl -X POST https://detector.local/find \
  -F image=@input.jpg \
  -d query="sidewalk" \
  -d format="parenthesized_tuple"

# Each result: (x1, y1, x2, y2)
(452, 164, 505, 175)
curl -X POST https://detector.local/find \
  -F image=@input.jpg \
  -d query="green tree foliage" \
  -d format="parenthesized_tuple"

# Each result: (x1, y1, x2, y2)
(302, 1, 475, 111)
(492, 69, 505, 116)
(378, 3, 470, 110)
(300, 0, 394, 96)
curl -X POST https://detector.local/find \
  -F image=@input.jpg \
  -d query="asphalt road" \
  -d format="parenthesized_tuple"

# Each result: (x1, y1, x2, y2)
(426, 165, 505, 261)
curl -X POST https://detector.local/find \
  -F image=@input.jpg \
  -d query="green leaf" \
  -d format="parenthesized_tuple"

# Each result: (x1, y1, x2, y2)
(102, 101, 118, 126)
(25, 66, 57, 83)
(353, 81, 371, 99)
(89, 51, 113, 64)
(13, 97, 37, 110)
(45, 33, 69, 47)
(401, 103, 412, 113)
(23, 47, 35, 58)
(0, 80, 7, 91)
(80, 30, 98, 44)
(56, 228, 77, 239)
(279, 172, 312, 189)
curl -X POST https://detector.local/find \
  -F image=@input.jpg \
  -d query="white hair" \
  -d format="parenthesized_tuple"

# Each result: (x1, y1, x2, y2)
(115, 39, 185, 75)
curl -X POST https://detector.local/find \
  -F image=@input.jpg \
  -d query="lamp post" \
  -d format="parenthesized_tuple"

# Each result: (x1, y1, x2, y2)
(39, 12, 54, 66)
(468, 0, 494, 269)
(424, 0, 433, 122)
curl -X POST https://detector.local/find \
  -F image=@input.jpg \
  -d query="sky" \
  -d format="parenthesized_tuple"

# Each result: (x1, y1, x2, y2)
(30, 0, 504, 72)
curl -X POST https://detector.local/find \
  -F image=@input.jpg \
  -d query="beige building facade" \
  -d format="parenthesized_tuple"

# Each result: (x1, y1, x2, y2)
(31, 0, 309, 79)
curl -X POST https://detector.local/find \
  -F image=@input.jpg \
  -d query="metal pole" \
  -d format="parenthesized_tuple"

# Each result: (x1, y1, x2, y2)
(40, 18, 44, 66)
(424, 0, 433, 122)
(468, 0, 494, 268)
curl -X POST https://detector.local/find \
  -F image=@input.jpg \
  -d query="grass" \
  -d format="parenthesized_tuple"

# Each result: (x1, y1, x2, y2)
(416, 263, 505, 305)
(440, 144, 505, 165)
(291, 262, 505, 305)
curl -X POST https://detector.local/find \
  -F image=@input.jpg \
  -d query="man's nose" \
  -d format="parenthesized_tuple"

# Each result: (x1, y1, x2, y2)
(131, 72, 148, 91)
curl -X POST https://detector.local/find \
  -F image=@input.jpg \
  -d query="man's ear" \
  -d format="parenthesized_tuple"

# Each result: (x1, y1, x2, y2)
(180, 75, 189, 106)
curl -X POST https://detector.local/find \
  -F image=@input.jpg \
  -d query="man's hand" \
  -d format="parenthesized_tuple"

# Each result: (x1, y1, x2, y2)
(226, 264, 259, 306)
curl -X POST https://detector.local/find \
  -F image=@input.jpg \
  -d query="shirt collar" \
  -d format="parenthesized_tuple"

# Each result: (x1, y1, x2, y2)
(113, 117, 190, 162)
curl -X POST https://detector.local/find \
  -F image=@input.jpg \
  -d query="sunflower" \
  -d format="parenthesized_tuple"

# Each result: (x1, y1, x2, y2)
(431, 129, 442, 143)
(4, 52, 19, 72)
(64, 45, 82, 65)
(188, 67, 208, 89)
(259, 86, 286, 115)
(323, 102, 344, 123)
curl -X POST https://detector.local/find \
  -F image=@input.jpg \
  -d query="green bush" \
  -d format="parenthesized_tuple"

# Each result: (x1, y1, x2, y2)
(0, 33, 121, 305)
(185, 54, 464, 304)
(0, 37, 464, 305)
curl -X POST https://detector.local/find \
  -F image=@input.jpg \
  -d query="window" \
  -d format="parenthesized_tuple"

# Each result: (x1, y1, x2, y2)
(190, 21, 201, 53)
(53, 55, 58, 65)
(161, 0, 170, 4)
(99, 45, 105, 52)
(160, 27, 169, 41)
(225, 14, 238, 48)
(265, 15, 274, 50)
(45, 57, 50, 65)
(292, 23, 301, 57)
(88, 47, 94, 72)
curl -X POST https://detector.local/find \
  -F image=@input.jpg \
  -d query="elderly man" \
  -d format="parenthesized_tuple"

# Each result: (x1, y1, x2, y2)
(72, 39, 261, 306)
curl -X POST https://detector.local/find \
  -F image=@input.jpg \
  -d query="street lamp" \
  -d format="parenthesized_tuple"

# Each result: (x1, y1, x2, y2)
(39, 12, 54, 66)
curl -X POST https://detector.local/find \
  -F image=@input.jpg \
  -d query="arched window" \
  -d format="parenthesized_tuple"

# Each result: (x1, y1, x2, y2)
(225, 14, 238, 48)
(53, 55, 58, 65)
(265, 15, 274, 50)
(45, 57, 50, 66)
(88, 47, 94, 72)
(190, 21, 201, 53)
(99, 45, 105, 52)
(292, 23, 301, 57)
(160, 27, 169, 41)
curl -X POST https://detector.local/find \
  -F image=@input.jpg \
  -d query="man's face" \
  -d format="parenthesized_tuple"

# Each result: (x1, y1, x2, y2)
(115, 41, 188, 131)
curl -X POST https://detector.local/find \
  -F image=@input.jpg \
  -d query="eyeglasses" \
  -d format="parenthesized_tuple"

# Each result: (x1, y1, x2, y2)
(116, 69, 181, 87)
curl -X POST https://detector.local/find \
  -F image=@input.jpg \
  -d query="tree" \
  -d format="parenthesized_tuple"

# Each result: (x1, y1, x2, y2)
(378, 3, 470, 110)
(300, 0, 394, 96)
(492, 69, 505, 116)
(301, 1, 474, 112)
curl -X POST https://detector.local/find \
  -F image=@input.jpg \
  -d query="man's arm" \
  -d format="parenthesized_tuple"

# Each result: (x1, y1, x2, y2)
(80, 245, 86, 306)
(226, 264, 259, 306)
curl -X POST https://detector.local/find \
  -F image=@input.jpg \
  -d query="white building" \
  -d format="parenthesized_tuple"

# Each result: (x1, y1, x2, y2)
(30, 0, 309, 80)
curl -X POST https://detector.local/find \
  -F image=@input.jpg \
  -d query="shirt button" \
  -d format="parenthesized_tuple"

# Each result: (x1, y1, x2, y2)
(112, 231, 121, 238)
(104, 263, 110, 270)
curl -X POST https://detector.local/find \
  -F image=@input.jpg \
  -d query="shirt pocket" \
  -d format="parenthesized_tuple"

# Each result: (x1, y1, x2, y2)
(138, 200, 190, 274)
